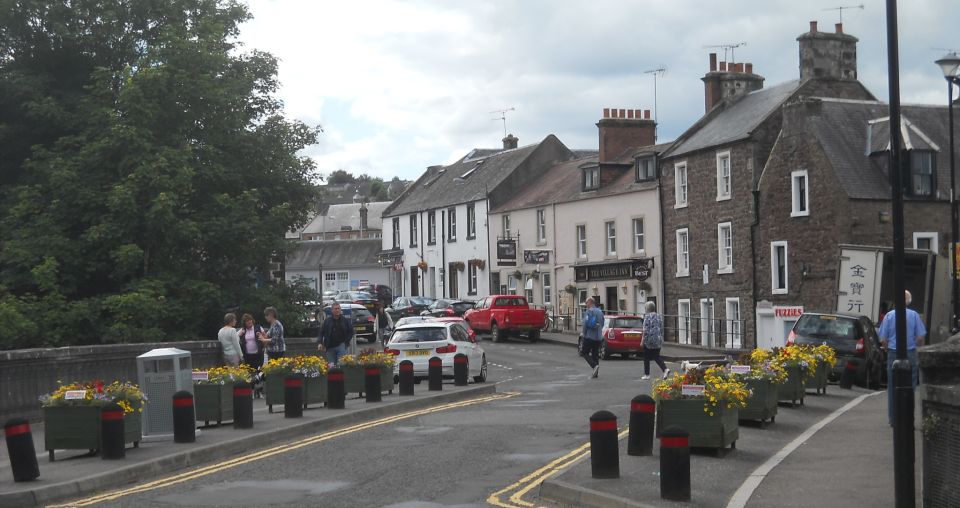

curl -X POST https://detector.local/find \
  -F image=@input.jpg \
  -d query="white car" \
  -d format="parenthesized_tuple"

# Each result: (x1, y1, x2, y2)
(385, 322, 487, 383)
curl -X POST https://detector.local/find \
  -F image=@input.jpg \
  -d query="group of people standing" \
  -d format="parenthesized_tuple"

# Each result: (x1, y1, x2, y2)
(579, 297, 669, 381)
(217, 307, 286, 369)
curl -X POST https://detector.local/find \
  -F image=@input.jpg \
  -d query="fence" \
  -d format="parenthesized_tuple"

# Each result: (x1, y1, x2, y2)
(661, 314, 746, 350)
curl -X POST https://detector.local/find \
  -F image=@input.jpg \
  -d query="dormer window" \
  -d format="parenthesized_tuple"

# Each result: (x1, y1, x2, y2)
(907, 151, 935, 197)
(583, 167, 600, 191)
(636, 156, 656, 182)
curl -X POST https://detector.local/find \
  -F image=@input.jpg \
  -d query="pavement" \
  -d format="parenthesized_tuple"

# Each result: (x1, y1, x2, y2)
(538, 332, 729, 363)
(0, 381, 496, 507)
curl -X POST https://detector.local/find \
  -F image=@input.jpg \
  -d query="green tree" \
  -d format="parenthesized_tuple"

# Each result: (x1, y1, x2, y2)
(369, 179, 389, 201)
(0, 0, 319, 348)
(325, 169, 354, 185)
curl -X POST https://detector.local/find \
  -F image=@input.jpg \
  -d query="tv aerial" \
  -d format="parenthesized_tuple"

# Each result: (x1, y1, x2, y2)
(702, 42, 746, 64)
(643, 67, 666, 123)
(490, 107, 515, 138)
(823, 4, 864, 23)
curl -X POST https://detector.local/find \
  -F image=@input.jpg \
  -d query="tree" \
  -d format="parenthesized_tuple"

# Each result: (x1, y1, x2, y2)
(326, 169, 355, 185)
(0, 0, 319, 347)
(369, 179, 389, 201)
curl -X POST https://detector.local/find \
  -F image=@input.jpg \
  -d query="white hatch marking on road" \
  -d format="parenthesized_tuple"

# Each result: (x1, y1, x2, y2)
(725, 391, 882, 508)
(495, 375, 523, 386)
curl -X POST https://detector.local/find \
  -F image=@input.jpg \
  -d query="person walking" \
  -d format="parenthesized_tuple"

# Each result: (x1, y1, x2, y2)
(580, 298, 604, 379)
(238, 313, 265, 370)
(375, 302, 393, 347)
(318, 302, 354, 366)
(640, 301, 669, 380)
(218, 313, 243, 366)
(878, 290, 926, 426)
(259, 307, 286, 361)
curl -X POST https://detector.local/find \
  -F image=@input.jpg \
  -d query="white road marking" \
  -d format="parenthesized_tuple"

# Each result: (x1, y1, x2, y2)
(725, 391, 882, 508)
(495, 375, 523, 386)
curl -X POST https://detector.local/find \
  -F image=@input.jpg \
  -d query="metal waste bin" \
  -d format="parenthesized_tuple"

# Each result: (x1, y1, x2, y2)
(137, 348, 194, 441)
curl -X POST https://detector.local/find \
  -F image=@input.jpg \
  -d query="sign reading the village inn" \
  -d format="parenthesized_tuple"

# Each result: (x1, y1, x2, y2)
(575, 259, 653, 282)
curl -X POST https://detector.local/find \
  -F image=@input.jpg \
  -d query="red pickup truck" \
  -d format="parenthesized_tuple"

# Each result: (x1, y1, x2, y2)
(464, 295, 547, 343)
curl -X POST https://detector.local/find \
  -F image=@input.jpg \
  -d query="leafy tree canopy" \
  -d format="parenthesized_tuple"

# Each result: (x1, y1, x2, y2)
(0, 0, 320, 348)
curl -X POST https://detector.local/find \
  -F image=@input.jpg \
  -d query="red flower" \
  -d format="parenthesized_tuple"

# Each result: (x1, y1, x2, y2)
(94, 381, 104, 394)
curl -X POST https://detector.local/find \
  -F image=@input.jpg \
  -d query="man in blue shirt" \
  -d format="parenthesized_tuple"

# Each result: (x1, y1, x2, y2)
(878, 290, 926, 426)
(581, 298, 604, 379)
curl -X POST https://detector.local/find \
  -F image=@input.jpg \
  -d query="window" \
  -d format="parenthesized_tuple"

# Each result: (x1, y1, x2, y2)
(605, 221, 617, 256)
(675, 228, 690, 277)
(447, 208, 457, 241)
(576, 225, 587, 258)
(771, 241, 788, 294)
(409, 214, 418, 247)
(583, 167, 600, 191)
(507, 274, 517, 294)
(700, 298, 716, 347)
(392, 218, 400, 249)
(678, 299, 691, 344)
(448, 264, 458, 298)
(716, 151, 731, 200)
(912, 232, 938, 252)
(791, 170, 809, 217)
(725, 298, 742, 349)
(542, 273, 552, 307)
(468, 263, 478, 295)
(908, 151, 935, 197)
(537, 209, 547, 243)
(466, 204, 476, 239)
(717, 222, 733, 273)
(636, 156, 656, 181)
(336, 271, 349, 292)
(502, 214, 512, 238)
(427, 211, 436, 244)
(632, 218, 645, 253)
(674, 162, 688, 208)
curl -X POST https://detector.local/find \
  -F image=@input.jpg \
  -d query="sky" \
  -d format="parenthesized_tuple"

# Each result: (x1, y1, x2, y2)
(238, 0, 957, 182)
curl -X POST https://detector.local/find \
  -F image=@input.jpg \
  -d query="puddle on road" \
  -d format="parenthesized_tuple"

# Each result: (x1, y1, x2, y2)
(155, 480, 350, 505)
(394, 426, 453, 434)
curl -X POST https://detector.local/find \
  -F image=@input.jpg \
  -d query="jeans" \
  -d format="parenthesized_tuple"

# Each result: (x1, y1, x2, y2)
(643, 346, 667, 376)
(326, 343, 347, 366)
(886, 348, 918, 425)
(581, 338, 601, 369)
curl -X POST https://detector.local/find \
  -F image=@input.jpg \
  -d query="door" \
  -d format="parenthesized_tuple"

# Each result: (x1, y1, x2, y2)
(410, 267, 419, 296)
(605, 286, 619, 313)
(429, 267, 437, 298)
(449, 264, 459, 299)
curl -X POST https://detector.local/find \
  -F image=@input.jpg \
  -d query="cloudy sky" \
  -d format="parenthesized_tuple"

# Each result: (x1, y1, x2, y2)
(239, 0, 956, 181)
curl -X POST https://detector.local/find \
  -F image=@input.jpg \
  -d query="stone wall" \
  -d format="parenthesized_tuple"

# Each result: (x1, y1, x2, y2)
(919, 334, 960, 508)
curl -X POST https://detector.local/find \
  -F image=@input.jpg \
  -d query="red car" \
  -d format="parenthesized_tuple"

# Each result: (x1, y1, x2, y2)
(432, 316, 478, 343)
(464, 295, 547, 343)
(582, 314, 645, 360)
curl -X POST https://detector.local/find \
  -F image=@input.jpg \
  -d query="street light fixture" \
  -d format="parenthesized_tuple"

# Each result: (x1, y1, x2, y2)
(935, 52, 960, 332)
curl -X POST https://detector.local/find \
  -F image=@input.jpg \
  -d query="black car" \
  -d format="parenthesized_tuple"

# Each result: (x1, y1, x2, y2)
(788, 312, 885, 388)
(388, 296, 434, 321)
(357, 284, 393, 307)
(424, 299, 475, 317)
(335, 291, 378, 313)
(323, 303, 376, 343)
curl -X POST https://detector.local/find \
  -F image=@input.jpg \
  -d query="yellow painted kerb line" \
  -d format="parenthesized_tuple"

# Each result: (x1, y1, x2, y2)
(49, 391, 518, 508)
(487, 428, 629, 508)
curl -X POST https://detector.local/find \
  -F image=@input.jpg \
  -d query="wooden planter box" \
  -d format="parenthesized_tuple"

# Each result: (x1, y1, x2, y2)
(43, 405, 141, 461)
(265, 374, 327, 413)
(655, 398, 738, 452)
(740, 378, 779, 424)
(343, 365, 395, 396)
(805, 362, 829, 395)
(778, 365, 806, 406)
(194, 383, 233, 426)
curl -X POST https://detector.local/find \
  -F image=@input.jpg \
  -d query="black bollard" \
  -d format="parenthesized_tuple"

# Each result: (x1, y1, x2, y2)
(327, 368, 345, 409)
(284, 375, 304, 418)
(839, 360, 857, 389)
(628, 394, 656, 456)
(428, 357, 443, 391)
(4, 418, 40, 481)
(660, 426, 691, 502)
(365, 367, 382, 402)
(233, 381, 254, 429)
(172, 391, 196, 443)
(589, 410, 619, 479)
(399, 360, 415, 396)
(453, 353, 469, 386)
(100, 403, 126, 460)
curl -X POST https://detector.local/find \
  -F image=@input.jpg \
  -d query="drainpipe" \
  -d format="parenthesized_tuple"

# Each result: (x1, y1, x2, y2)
(656, 163, 669, 339)
(441, 209, 447, 299)
(750, 187, 760, 350)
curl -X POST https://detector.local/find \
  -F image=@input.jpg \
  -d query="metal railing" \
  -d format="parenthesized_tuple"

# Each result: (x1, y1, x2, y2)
(661, 314, 746, 350)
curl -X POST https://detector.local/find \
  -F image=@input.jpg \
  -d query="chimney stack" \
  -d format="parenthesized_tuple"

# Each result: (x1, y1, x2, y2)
(359, 203, 368, 231)
(797, 20, 859, 81)
(702, 53, 764, 113)
(596, 107, 656, 164)
(502, 134, 518, 150)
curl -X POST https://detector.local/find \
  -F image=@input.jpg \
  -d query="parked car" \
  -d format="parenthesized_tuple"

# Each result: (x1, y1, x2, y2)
(323, 303, 377, 343)
(393, 315, 436, 328)
(357, 284, 393, 307)
(388, 296, 435, 321)
(423, 299, 475, 317)
(384, 322, 487, 383)
(464, 295, 547, 343)
(335, 291, 378, 313)
(787, 312, 885, 388)
(321, 290, 339, 304)
(432, 316, 478, 342)
(581, 314, 644, 360)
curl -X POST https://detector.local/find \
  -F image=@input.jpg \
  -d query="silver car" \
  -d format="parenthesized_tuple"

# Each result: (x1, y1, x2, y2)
(385, 322, 487, 383)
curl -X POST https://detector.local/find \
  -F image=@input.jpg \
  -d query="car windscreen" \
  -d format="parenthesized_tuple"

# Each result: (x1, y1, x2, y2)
(795, 315, 857, 340)
(451, 302, 474, 313)
(410, 297, 433, 306)
(608, 317, 643, 329)
(392, 327, 447, 343)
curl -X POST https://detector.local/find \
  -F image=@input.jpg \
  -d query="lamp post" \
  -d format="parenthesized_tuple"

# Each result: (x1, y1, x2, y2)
(935, 52, 960, 333)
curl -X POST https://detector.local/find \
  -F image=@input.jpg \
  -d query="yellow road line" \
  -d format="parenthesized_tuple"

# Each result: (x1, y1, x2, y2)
(50, 392, 518, 507)
(487, 428, 628, 508)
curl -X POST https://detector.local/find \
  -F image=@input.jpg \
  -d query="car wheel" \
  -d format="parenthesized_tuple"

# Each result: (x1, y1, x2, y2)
(474, 356, 487, 383)
(529, 329, 540, 343)
(600, 340, 610, 360)
(491, 323, 502, 343)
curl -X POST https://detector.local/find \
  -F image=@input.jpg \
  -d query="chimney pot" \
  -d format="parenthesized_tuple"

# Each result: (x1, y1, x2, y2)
(745, 63, 753, 74)
(719, 61, 727, 71)
(603, 108, 610, 118)
(627, 109, 635, 119)
(737, 63, 745, 73)
(634, 109, 642, 118)
(810, 20, 817, 32)
(835, 22, 843, 34)
(644, 110, 651, 119)
(618, 108, 626, 118)
(709, 53, 717, 71)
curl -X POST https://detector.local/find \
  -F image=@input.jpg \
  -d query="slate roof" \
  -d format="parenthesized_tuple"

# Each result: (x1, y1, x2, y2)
(286, 239, 383, 270)
(809, 98, 952, 200)
(301, 201, 391, 235)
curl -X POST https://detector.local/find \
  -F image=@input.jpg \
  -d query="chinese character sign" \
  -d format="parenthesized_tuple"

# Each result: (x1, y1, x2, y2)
(836, 248, 881, 319)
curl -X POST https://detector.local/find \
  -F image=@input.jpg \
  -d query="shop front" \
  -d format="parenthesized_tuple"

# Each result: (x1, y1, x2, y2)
(755, 302, 804, 349)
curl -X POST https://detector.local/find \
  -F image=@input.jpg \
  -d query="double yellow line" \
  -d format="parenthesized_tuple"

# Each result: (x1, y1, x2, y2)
(487, 428, 629, 508)
(50, 392, 518, 507)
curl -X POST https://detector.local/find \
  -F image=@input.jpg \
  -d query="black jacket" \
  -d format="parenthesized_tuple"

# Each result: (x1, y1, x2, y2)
(319, 315, 354, 348)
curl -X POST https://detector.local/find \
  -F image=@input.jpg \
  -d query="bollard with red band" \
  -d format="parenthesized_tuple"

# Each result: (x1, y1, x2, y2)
(840, 360, 857, 389)
(660, 426, 691, 501)
(172, 391, 196, 443)
(365, 367, 382, 402)
(399, 360, 415, 396)
(233, 381, 254, 429)
(628, 394, 656, 456)
(4, 418, 40, 481)
(100, 403, 126, 460)
(428, 357, 443, 391)
(327, 368, 345, 409)
(453, 353, 469, 386)
(589, 410, 619, 479)
(284, 375, 304, 418)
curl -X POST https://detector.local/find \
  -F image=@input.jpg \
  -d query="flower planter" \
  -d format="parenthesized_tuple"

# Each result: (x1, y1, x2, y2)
(740, 378, 779, 424)
(777, 365, 806, 407)
(194, 383, 233, 426)
(343, 365, 394, 396)
(265, 374, 327, 413)
(43, 406, 141, 461)
(655, 399, 738, 452)
(805, 362, 829, 395)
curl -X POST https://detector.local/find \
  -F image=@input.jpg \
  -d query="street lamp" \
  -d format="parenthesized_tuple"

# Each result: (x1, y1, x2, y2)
(935, 52, 960, 332)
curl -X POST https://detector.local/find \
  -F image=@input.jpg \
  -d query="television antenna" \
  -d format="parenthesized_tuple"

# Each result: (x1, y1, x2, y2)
(822, 4, 864, 24)
(702, 42, 746, 64)
(643, 66, 666, 123)
(490, 107, 515, 138)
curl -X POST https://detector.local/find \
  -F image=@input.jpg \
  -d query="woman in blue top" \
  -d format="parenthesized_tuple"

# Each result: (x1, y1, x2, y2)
(641, 301, 669, 380)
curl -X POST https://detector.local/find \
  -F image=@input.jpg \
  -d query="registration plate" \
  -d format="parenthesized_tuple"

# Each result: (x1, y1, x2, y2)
(356, 326, 368, 332)
(405, 349, 430, 357)
(624, 333, 641, 340)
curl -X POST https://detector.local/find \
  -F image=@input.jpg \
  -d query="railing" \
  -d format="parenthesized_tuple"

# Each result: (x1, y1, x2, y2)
(661, 314, 746, 350)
